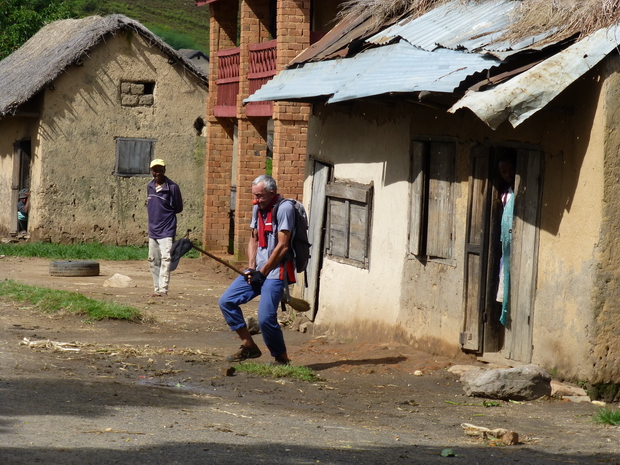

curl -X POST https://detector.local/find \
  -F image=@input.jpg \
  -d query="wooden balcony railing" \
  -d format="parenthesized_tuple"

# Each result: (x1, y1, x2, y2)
(214, 40, 277, 118)
(214, 46, 240, 117)
(246, 39, 277, 117)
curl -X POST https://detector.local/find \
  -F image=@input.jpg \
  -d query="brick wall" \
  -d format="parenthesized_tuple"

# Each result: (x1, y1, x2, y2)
(276, 0, 311, 70)
(271, 0, 311, 201)
(203, 119, 234, 252)
(202, 2, 239, 255)
(239, 0, 272, 116)
(271, 116, 309, 201)
(234, 118, 268, 259)
(204, 0, 313, 260)
(209, 0, 239, 112)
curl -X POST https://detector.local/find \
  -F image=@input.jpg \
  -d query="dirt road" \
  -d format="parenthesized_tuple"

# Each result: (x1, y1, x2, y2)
(1, 256, 619, 464)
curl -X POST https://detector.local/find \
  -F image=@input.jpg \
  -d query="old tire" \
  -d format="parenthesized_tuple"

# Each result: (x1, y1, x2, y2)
(49, 260, 100, 277)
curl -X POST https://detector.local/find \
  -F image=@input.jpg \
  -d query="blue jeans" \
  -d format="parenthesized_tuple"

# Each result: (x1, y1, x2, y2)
(219, 275, 286, 357)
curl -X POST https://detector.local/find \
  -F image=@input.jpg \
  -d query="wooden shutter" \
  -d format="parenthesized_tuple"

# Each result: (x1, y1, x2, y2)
(408, 141, 426, 256)
(348, 202, 368, 263)
(325, 182, 372, 267)
(426, 142, 455, 259)
(115, 138, 155, 175)
(327, 198, 348, 258)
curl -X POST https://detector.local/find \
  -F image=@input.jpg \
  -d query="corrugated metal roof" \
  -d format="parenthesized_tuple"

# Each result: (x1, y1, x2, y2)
(329, 44, 498, 103)
(245, 41, 500, 104)
(244, 58, 353, 103)
(368, 0, 557, 54)
(449, 26, 620, 129)
(247, 0, 615, 129)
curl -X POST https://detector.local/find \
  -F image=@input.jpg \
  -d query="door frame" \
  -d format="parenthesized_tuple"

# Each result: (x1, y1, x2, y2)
(461, 143, 543, 362)
(10, 140, 31, 236)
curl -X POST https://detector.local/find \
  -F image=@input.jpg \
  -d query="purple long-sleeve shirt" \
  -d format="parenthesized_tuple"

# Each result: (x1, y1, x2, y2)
(147, 177, 183, 239)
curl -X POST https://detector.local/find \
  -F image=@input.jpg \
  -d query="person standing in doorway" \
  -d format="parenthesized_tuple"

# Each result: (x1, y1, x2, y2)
(218, 174, 295, 365)
(17, 189, 30, 235)
(147, 159, 183, 297)
(497, 157, 515, 326)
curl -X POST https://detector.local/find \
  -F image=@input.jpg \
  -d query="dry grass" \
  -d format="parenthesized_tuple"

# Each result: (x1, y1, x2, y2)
(338, 0, 456, 30)
(505, 0, 620, 43)
(339, 0, 620, 45)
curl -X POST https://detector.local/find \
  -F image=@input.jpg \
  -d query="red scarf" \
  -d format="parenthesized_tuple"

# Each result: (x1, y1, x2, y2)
(257, 194, 280, 247)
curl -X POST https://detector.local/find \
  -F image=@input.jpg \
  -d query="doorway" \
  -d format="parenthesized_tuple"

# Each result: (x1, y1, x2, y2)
(462, 145, 543, 363)
(10, 140, 31, 236)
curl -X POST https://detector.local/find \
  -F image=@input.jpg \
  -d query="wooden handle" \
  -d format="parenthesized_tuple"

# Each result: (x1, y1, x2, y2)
(191, 245, 246, 276)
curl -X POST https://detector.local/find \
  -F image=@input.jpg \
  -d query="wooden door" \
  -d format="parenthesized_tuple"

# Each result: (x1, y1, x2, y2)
(462, 146, 542, 356)
(303, 160, 331, 320)
(461, 147, 491, 351)
(505, 150, 543, 362)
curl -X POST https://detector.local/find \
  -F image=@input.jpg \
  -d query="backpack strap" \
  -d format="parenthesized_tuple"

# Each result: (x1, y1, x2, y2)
(272, 198, 295, 264)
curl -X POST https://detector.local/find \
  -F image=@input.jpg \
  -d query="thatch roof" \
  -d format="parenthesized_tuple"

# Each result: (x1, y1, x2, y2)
(339, 0, 620, 45)
(0, 14, 209, 117)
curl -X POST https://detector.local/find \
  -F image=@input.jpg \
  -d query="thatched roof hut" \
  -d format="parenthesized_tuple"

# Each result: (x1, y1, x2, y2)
(0, 14, 209, 117)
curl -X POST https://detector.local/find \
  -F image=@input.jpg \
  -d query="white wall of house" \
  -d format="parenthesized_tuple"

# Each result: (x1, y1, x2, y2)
(306, 104, 412, 340)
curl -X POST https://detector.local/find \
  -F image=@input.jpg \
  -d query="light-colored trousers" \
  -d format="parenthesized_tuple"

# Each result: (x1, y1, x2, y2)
(148, 237, 173, 294)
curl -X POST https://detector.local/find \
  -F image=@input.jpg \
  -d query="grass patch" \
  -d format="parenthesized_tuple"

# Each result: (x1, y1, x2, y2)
(592, 406, 620, 426)
(0, 279, 141, 321)
(0, 242, 147, 260)
(0, 241, 200, 261)
(235, 361, 319, 382)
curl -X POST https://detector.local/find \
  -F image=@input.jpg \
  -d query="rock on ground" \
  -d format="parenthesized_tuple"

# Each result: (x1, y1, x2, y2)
(461, 364, 552, 400)
(103, 273, 136, 288)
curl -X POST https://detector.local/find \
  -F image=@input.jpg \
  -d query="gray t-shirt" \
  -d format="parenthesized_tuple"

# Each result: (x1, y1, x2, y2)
(251, 199, 294, 280)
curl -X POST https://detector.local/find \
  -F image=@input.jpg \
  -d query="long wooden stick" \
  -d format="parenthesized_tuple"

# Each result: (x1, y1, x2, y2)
(191, 244, 246, 276)
(191, 243, 311, 312)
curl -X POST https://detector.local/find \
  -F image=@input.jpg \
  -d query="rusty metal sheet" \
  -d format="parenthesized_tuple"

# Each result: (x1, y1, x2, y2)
(449, 26, 620, 129)
(291, 14, 373, 65)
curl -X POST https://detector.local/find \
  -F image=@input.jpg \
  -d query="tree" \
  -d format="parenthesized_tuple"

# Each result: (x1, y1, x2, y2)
(0, 0, 75, 60)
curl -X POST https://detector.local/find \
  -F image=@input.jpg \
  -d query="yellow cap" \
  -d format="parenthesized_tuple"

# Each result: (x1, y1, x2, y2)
(150, 159, 166, 168)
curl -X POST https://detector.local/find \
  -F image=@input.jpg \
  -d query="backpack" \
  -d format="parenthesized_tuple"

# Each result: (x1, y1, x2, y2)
(272, 198, 311, 274)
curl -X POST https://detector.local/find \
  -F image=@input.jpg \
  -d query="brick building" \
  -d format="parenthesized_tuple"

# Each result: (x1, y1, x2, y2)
(196, 0, 342, 262)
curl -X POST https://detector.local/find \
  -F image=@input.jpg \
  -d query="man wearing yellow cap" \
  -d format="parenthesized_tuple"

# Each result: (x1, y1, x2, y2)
(146, 159, 183, 296)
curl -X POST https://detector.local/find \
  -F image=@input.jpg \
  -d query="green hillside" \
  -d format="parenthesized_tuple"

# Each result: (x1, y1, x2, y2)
(72, 0, 210, 53)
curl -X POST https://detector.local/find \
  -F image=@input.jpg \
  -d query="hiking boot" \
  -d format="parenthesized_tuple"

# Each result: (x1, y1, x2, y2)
(226, 345, 262, 362)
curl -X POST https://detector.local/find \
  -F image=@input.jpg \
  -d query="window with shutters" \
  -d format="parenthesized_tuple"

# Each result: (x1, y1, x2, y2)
(326, 181, 373, 268)
(408, 137, 456, 263)
(114, 138, 157, 176)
